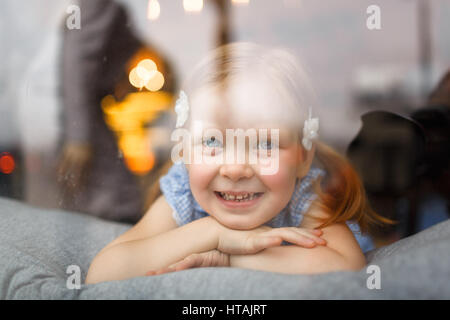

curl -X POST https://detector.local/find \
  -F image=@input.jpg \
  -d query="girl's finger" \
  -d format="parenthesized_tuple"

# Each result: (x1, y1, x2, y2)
(145, 266, 175, 276)
(171, 253, 204, 271)
(269, 229, 321, 247)
(251, 236, 283, 252)
(170, 260, 193, 271)
(275, 227, 326, 244)
(156, 267, 176, 275)
(293, 227, 323, 238)
(285, 231, 317, 247)
(144, 251, 213, 276)
(242, 235, 282, 254)
(296, 229, 327, 245)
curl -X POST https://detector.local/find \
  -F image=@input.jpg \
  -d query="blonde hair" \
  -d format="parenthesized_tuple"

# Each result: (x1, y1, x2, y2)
(148, 42, 392, 233)
(183, 42, 316, 129)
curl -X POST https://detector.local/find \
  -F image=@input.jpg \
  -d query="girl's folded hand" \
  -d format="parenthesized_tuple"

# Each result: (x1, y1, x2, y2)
(145, 249, 229, 276)
(216, 224, 327, 255)
(145, 223, 326, 276)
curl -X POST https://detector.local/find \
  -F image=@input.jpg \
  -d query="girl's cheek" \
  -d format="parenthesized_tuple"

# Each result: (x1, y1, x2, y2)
(258, 149, 298, 191)
(283, 144, 304, 166)
(259, 162, 294, 191)
(188, 163, 217, 189)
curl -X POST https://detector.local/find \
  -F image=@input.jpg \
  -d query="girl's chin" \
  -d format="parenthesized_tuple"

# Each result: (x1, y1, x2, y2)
(212, 211, 268, 230)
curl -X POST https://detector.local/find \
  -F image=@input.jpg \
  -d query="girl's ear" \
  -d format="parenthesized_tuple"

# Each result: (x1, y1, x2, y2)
(296, 144, 315, 178)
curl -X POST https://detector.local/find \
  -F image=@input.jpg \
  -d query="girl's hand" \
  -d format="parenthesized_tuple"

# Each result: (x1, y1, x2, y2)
(145, 249, 229, 276)
(217, 224, 327, 255)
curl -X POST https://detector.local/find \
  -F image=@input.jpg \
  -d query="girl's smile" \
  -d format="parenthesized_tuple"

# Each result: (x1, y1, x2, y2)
(214, 190, 265, 209)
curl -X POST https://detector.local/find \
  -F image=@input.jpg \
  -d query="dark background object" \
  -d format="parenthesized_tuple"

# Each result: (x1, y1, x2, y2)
(347, 110, 427, 238)
(0, 149, 24, 200)
(347, 108, 450, 240)
(347, 111, 426, 196)
(411, 105, 450, 212)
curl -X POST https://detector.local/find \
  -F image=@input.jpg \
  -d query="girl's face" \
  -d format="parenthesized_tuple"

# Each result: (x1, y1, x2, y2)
(185, 81, 311, 230)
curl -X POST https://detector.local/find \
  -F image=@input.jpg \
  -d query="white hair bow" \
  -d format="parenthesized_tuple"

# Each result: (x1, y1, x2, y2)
(175, 90, 189, 128)
(302, 107, 319, 151)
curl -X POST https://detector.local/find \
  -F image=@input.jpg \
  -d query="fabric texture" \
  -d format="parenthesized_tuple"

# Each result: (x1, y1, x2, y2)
(160, 162, 374, 252)
(0, 197, 449, 299)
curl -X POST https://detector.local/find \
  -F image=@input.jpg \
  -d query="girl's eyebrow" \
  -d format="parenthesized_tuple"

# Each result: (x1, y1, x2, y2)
(193, 123, 294, 138)
(256, 128, 292, 139)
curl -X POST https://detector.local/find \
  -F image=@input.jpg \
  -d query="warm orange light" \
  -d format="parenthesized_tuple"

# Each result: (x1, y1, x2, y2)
(119, 133, 155, 175)
(136, 66, 156, 83)
(0, 153, 15, 174)
(145, 71, 165, 92)
(101, 92, 173, 175)
(125, 151, 155, 176)
(129, 67, 145, 89)
(129, 58, 163, 91)
(137, 59, 157, 73)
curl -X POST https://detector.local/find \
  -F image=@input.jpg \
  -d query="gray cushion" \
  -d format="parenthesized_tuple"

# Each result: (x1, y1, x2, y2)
(0, 197, 449, 299)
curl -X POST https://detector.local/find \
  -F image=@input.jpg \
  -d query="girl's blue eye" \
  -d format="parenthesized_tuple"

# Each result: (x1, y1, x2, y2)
(203, 137, 223, 148)
(258, 141, 273, 150)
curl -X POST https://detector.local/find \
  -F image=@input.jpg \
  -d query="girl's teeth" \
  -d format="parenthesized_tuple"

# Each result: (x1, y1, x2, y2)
(219, 192, 258, 201)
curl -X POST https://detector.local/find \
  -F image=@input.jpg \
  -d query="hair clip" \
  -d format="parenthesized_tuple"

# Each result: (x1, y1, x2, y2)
(175, 90, 189, 128)
(302, 107, 319, 151)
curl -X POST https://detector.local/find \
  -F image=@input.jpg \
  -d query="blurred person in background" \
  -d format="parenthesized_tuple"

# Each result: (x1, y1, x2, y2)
(58, 0, 176, 223)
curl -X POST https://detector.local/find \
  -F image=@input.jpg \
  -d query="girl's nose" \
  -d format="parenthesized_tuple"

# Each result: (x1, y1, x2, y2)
(219, 164, 254, 182)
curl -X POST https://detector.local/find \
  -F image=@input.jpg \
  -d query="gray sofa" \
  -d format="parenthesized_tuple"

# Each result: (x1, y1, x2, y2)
(0, 197, 449, 299)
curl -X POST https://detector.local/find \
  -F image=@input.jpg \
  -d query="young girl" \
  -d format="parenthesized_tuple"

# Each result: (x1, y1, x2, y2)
(85, 42, 390, 284)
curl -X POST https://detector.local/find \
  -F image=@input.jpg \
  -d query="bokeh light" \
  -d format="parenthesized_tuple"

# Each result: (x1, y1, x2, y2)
(0, 153, 15, 174)
(147, 0, 160, 20)
(129, 68, 145, 89)
(231, 0, 250, 5)
(129, 58, 164, 92)
(145, 71, 165, 92)
(136, 66, 156, 83)
(232, 0, 250, 5)
(137, 59, 157, 73)
(101, 92, 173, 175)
(183, 0, 203, 13)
